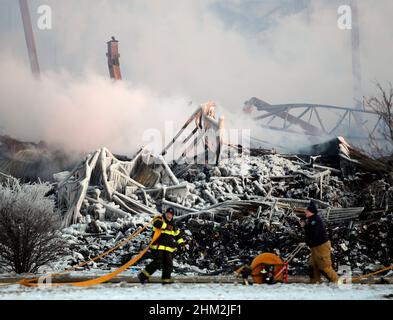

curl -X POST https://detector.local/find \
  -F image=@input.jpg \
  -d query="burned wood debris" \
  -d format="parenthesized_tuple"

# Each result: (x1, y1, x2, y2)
(49, 134, 393, 277)
(175, 211, 393, 275)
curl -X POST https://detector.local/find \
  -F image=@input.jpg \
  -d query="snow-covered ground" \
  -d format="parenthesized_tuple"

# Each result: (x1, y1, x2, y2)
(0, 283, 392, 300)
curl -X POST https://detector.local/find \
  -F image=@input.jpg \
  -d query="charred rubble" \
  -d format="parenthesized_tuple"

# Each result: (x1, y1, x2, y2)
(38, 136, 392, 277)
(0, 134, 77, 182)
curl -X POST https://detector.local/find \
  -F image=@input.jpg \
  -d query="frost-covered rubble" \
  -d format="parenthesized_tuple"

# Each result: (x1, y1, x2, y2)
(60, 214, 153, 271)
(177, 154, 358, 208)
(49, 150, 393, 278)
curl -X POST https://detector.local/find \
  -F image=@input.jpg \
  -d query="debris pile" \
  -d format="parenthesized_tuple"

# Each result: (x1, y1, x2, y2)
(0, 134, 76, 182)
(177, 154, 359, 209)
(176, 209, 306, 275)
(48, 140, 392, 276)
(57, 197, 393, 277)
(60, 216, 153, 271)
(330, 212, 393, 274)
(177, 210, 393, 276)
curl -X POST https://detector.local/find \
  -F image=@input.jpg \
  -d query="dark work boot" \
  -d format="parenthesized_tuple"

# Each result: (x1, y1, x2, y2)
(138, 271, 149, 284)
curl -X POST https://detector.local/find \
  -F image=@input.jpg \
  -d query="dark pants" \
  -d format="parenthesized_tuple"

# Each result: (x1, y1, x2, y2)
(141, 250, 174, 282)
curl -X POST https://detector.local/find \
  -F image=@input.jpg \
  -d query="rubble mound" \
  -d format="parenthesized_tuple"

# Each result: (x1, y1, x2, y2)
(50, 146, 393, 277)
(176, 211, 393, 276)
(0, 135, 77, 182)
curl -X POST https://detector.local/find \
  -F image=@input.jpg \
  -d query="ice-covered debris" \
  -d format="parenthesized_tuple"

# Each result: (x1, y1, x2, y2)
(53, 171, 70, 183)
(73, 252, 84, 261)
(340, 243, 349, 251)
(49, 145, 393, 276)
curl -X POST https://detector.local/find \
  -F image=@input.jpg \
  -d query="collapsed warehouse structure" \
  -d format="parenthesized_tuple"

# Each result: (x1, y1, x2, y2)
(1, 98, 393, 278)
(21, 103, 385, 278)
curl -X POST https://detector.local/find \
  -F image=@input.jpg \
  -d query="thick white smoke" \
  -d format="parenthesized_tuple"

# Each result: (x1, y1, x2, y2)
(0, 55, 194, 155)
(2, 0, 393, 109)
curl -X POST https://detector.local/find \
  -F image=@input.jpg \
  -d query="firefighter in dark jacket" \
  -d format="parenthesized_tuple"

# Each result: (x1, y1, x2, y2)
(300, 201, 338, 284)
(138, 207, 186, 284)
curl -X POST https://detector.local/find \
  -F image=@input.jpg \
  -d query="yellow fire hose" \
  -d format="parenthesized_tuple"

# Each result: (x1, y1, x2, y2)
(17, 222, 160, 287)
(351, 264, 393, 283)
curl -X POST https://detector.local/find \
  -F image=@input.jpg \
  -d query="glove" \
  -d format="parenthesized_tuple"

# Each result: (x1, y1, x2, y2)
(177, 243, 187, 253)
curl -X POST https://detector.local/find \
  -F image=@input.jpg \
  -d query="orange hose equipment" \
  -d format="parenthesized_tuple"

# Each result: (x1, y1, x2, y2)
(250, 253, 287, 284)
(19, 227, 161, 287)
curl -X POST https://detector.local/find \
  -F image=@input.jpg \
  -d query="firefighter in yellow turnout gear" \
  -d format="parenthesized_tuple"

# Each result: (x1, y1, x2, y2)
(138, 208, 186, 284)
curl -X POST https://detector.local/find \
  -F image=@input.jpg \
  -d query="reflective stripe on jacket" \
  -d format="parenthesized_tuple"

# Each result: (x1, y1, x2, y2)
(150, 244, 177, 253)
(151, 215, 184, 252)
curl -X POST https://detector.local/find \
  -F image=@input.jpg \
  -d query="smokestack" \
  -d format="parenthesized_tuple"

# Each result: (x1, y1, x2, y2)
(106, 36, 122, 81)
(19, 0, 41, 78)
